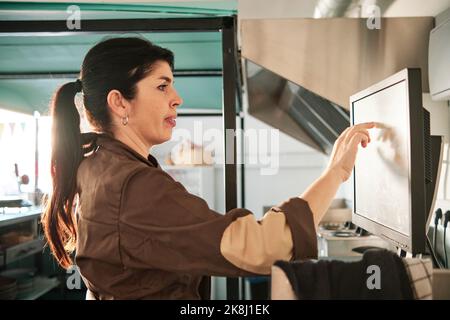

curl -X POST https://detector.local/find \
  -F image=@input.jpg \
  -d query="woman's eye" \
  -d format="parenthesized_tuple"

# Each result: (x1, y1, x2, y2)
(158, 84, 168, 91)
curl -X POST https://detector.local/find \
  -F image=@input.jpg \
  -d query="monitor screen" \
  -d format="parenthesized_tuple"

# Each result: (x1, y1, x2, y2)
(353, 80, 411, 236)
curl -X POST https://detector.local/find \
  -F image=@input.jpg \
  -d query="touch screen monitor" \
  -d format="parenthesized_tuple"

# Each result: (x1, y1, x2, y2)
(350, 68, 439, 255)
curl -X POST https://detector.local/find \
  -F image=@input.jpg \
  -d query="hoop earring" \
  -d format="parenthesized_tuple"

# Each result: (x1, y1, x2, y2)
(121, 115, 129, 126)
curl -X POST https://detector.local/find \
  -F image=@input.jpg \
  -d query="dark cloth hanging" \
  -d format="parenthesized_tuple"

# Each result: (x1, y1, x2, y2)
(274, 249, 414, 299)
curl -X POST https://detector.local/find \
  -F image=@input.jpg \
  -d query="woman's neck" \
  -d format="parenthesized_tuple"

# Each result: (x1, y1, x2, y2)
(113, 128, 152, 159)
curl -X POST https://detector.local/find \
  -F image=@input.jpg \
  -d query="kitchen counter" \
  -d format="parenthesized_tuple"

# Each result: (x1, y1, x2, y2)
(0, 207, 42, 228)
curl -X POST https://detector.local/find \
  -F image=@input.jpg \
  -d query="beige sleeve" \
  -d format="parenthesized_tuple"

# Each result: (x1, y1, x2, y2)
(220, 209, 294, 275)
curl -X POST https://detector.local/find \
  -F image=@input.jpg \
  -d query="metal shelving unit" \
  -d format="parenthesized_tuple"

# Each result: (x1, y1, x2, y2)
(0, 207, 60, 300)
(0, 15, 244, 300)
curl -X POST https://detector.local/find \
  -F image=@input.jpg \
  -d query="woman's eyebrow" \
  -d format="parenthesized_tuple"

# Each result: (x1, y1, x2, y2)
(158, 76, 173, 83)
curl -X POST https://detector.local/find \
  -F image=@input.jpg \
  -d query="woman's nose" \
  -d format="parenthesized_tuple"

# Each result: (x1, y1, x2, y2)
(172, 89, 183, 109)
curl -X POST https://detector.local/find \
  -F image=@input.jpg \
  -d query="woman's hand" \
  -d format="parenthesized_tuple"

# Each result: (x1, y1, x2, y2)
(300, 122, 375, 226)
(326, 122, 375, 182)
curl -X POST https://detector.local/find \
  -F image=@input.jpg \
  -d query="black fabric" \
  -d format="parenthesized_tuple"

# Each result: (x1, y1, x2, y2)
(274, 249, 414, 300)
(147, 153, 159, 168)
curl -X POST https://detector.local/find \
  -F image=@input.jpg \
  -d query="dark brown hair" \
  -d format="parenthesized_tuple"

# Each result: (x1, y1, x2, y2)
(41, 37, 174, 268)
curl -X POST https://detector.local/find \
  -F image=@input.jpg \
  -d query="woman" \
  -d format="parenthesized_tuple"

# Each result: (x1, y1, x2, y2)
(41, 37, 373, 299)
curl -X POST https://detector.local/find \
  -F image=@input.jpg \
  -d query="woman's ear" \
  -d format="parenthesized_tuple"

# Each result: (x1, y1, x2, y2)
(106, 89, 129, 119)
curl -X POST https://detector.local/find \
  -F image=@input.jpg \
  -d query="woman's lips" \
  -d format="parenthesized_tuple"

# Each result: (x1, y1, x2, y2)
(165, 116, 176, 127)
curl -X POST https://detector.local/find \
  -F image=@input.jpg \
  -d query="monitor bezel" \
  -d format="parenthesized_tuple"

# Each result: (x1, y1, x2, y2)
(350, 68, 426, 254)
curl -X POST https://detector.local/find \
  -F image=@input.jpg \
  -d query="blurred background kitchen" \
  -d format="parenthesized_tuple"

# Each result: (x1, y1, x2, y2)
(0, 0, 449, 300)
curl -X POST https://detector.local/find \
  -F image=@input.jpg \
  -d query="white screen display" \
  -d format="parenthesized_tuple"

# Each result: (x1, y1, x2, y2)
(353, 80, 411, 236)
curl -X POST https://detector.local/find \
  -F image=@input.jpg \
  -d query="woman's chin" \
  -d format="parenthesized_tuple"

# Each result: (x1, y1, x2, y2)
(154, 132, 173, 145)
(165, 129, 174, 141)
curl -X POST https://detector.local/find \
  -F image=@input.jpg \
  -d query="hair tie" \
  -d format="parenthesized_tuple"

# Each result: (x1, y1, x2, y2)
(74, 79, 83, 93)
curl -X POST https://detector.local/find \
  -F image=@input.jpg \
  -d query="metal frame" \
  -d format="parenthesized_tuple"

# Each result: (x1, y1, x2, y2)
(0, 17, 234, 34)
(0, 16, 243, 300)
(0, 2, 237, 18)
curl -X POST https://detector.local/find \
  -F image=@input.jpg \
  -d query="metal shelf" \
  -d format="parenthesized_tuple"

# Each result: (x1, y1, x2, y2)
(1, 239, 44, 267)
(18, 276, 60, 300)
(0, 207, 42, 228)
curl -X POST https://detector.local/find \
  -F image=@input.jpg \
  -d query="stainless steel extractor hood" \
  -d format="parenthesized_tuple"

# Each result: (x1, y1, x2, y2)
(241, 17, 434, 154)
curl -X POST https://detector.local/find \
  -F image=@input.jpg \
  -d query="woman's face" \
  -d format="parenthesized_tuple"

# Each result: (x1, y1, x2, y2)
(128, 60, 182, 148)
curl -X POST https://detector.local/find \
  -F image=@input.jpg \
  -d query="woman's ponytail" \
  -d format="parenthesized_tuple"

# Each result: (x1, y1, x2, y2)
(41, 80, 83, 269)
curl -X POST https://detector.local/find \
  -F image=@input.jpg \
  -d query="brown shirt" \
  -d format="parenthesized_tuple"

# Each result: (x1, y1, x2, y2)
(76, 133, 317, 299)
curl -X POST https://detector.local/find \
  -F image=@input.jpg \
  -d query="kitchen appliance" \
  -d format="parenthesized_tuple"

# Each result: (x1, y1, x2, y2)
(241, 17, 434, 154)
(317, 199, 393, 258)
(318, 221, 393, 258)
